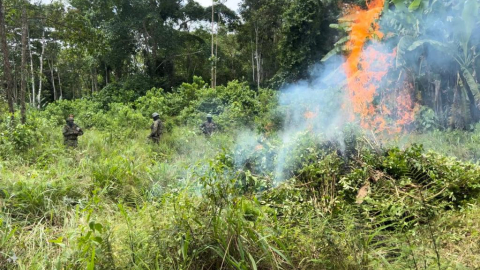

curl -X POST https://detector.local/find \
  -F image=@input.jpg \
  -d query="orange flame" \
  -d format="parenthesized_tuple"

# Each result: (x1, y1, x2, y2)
(304, 111, 317, 119)
(342, 0, 416, 133)
(304, 108, 319, 132)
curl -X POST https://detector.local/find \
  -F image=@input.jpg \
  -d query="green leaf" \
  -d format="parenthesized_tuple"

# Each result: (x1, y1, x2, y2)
(396, 36, 414, 68)
(247, 253, 258, 270)
(49, 236, 65, 247)
(329, 23, 340, 29)
(321, 46, 344, 62)
(270, 246, 292, 266)
(93, 236, 103, 245)
(334, 36, 350, 46)
(462, 0, 479, 45)
(392, 0, 408, 11)
(94, 223, 103, 233)
(87, 248, 95, 270)
(408, 0, 422, 11)
(462, 67, 480, 103)
(2, 227, 17, 243)
(89, 221, 95, 231)
(408, 39, 452, 57)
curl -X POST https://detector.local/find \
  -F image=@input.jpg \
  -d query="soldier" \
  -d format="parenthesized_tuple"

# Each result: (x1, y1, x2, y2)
(200, 114, 217, 136)
(62, 115, 83, 148)
(148, 112, 163, 144)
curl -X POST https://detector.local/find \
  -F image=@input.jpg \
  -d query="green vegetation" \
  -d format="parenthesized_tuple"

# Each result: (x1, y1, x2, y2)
(1, 0, 480, 269)
(2, 79, 480, 269)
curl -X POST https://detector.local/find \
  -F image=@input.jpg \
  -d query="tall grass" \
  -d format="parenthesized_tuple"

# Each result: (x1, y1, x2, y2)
(1, 119, 480, 269)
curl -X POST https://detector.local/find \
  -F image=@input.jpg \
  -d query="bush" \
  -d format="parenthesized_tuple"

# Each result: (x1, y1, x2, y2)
(0, 115, 42, 157)
(133, 78, 277, 132)
(135, 88, 168, 118)
(92, 83, 136, 110)
(415, 106, 438, 132)
(104, 103, 149, 131)
(42, 99, 104, 127)
(40, 76, 277, 136)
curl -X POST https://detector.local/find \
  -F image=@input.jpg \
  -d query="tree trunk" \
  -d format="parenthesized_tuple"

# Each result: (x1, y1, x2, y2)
(20, 5, 27, 124)
(13, 51, 17, 103)
(105, 63, 108, 85)
(91, 68, 94, 95)
(0, 0, 15, 120)
(27, 72, 30, 103)
(255, 24, 261, 89)
(433, 79, 442, 124)
(251, 40, 255, 83)
(28, 29, 35, 107)
(37, 29, 45, 108)
(460, 72, 480, 122)
(93, 66, 98, 92)
(215, 24, 218, 87)
(49, 59, 57, 100)
(211, 0, 215, 89)
(58, 68, 62, 99)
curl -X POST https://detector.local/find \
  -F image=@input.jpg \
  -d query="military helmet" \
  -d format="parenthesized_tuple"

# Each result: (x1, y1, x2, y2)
(206, 114, 213, 118)
(152, 112, 160, 118)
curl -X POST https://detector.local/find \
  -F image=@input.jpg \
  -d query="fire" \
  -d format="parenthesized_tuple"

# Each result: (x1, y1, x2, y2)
(342, 0, 416, 133)
(342, 0, 385, 77)
(304, 109, 319, 132)
(304, 111, 317, 119)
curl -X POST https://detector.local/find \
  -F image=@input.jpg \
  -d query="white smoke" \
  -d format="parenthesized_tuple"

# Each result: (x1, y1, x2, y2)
(233, 55, 353, 184)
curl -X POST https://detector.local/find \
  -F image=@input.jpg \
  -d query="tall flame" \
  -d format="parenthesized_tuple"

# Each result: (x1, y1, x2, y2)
(342, 0, 416, 133)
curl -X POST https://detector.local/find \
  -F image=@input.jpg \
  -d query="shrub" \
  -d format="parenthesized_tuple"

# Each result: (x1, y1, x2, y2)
(0, 115, 42, 157)
(134, 88, 168, 118)
(92, 83, 136, 110)
(415, 106, 438, 132)
(42, 99, 103, 127)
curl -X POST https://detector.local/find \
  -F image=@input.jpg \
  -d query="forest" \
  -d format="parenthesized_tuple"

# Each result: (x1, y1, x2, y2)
(1, 0, 480, 269)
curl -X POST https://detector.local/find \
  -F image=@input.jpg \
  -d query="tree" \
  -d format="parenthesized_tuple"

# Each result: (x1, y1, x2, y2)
(0, 0, 14, 120)
(275, 0, 340, 85)
(20, 2, 27, 123)
(211, 0, 215, 88)
(239, 0, 286, 88)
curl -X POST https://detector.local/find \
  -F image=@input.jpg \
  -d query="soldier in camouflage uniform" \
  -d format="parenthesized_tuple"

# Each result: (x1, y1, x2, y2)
(148, 112, 164, 144)
(200, 114, 217, 136)
(62, 116, 84, 148)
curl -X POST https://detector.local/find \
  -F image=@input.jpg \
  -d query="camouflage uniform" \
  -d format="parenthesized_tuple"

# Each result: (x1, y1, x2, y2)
(200, 117, 217, 136)
(149, 118, 164, 144)
(62, 120, 83, 148)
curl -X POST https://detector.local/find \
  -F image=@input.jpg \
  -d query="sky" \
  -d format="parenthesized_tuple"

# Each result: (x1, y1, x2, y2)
(39, 0, 242, 12)
(197, 0, 241, 12)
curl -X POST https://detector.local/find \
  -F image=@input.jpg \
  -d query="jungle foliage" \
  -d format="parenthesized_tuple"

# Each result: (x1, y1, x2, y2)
(1, 0, 480, 269)
(2, 0, 479, 130)
(1, 77, 480, 269)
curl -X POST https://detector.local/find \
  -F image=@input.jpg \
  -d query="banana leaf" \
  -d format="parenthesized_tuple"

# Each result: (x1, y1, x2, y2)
(462, 67, 480, 104)
(396, 35, 414, 68)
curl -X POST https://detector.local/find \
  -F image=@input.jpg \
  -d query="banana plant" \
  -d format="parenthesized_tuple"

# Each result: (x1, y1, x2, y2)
(321, 21, 351, 62)
(407, 0, 480, 104)
(322, 0, 427, 63)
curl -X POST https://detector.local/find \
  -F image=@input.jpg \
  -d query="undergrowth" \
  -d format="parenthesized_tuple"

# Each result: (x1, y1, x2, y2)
(1, 80, 480, 269)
